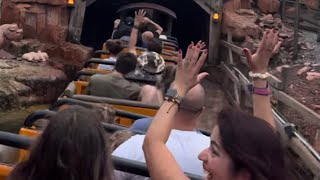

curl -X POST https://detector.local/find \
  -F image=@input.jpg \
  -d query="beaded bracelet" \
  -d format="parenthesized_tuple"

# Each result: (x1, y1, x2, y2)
(249, 71, 271, 79)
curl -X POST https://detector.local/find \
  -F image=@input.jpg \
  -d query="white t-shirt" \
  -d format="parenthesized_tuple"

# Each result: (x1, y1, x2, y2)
(112, 129, 210, 179)
(98, 56, 117, 70)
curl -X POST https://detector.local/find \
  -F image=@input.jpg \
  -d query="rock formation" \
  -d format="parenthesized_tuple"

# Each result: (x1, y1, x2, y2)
(0, 24, 23, 49)
(0, 59, 67, 111)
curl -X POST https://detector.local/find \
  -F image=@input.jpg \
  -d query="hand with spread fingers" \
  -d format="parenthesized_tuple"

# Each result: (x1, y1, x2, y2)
(172, 41, 208, 96)
(243, 29, 280, 73)
(134, 9, 146, 27)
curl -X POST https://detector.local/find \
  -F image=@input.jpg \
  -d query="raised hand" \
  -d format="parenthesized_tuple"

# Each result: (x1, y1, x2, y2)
(172, 41, 208, 96)
(134, 9, 146, 27)
(114, 19, 120, 29)
(243, 29, 280, 73)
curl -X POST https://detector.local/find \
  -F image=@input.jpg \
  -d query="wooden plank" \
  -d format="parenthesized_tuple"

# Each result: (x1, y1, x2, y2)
(225, 89, 240, 108)
(289, 138, 320, 178)
(67, 0, 87, 43)
(220, 40, 243, 55)
(227, 33, 240, 105)
(220, 62, 240, 86)
(272, 89, 320, 126)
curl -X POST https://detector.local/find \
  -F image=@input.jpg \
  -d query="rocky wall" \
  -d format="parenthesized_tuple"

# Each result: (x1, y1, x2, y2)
(0, 0, 93, 71)
(1, 0, 69, 43)
(0, 0, 93, 111)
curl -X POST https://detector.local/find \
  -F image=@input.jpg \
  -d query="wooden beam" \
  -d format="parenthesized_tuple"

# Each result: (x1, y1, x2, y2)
(220, 62, 240, 86)
(67, 0, 87, 43)
(220, 40, 244, 55)
(208, 0, 223, 64)
(272, 89, 320, 126)
(193, 0, 210, 14)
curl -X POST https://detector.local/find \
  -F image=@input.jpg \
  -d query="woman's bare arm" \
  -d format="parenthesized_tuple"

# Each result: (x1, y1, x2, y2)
(128, 10, 146, 56)
(244, 30, 280, 128)
(143, 42, 208, 180)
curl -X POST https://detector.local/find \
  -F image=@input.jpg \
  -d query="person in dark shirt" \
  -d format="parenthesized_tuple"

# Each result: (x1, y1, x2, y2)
(112, 17, 134, 41)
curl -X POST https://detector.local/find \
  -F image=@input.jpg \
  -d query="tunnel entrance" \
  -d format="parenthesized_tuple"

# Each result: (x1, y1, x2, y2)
(81, 0, 209, 50)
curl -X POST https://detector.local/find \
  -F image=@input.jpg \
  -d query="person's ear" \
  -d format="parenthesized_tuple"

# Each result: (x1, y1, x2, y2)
(235, 168, 251, 180)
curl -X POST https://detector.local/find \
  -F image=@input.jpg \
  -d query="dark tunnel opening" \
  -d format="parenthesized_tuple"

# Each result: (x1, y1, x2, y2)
(81, 0, 209, 51)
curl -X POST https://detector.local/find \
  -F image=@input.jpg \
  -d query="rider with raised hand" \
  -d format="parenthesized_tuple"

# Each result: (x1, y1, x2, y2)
(128, 9, 146, 56)
(143, 30, 286, 180)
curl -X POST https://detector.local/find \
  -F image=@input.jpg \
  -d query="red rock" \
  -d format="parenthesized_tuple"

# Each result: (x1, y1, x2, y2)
(240, 0, 251, 9)
(305, 0, 320, 11)
(306, 72, 320, 81)
(286, 7, 296, 16)
(260, 14, 274, 22)
(36, 0, 66, 6)
(223, 0, 251, 11)
(39, 25, 68, 44)
(297, 66, 312, 76)
(0, 0, 20, 24)
(11, 0, 35, 3)
(236, 9, 255, 15)
(46, 7, 61, 26)
(311, 104, 320, 110)
(222, 11, 262, 39)
(60, 42, 93, 69)
(257, 0, 280, 13)
(223, 0, 238, 11)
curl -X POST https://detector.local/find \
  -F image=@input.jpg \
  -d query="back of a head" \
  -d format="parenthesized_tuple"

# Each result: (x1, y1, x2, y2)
(115, 52, 137, 75)
(9, 106, 113, 180)
(146, 38, 163, 54)
(171, 84, 205, 131)
(217, 109, 286, 180)
(106, 39, 124, 56)
(181, 84, 205, 109)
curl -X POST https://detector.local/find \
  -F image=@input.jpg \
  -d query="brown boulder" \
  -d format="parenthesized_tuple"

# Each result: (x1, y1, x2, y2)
(224, 0, 251, 11)
(39, 25, 68, 44)
(60, 42, 93, 69)
(0, 0, 20, 24)
(10, 0, 35, 3)
(14, 0, 67, 5)
(257, 0, 280, 13)
(223, 11, 262, 39)
(36, 0, 66, 5)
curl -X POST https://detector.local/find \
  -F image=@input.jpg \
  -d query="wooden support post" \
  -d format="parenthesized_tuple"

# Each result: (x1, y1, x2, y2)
(68, 0, 87, 43)
(281, 0, 287, 19)
(208, 0, 223, 65)
(293, 0, 300, 60)
(278, 67, 290, 113)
